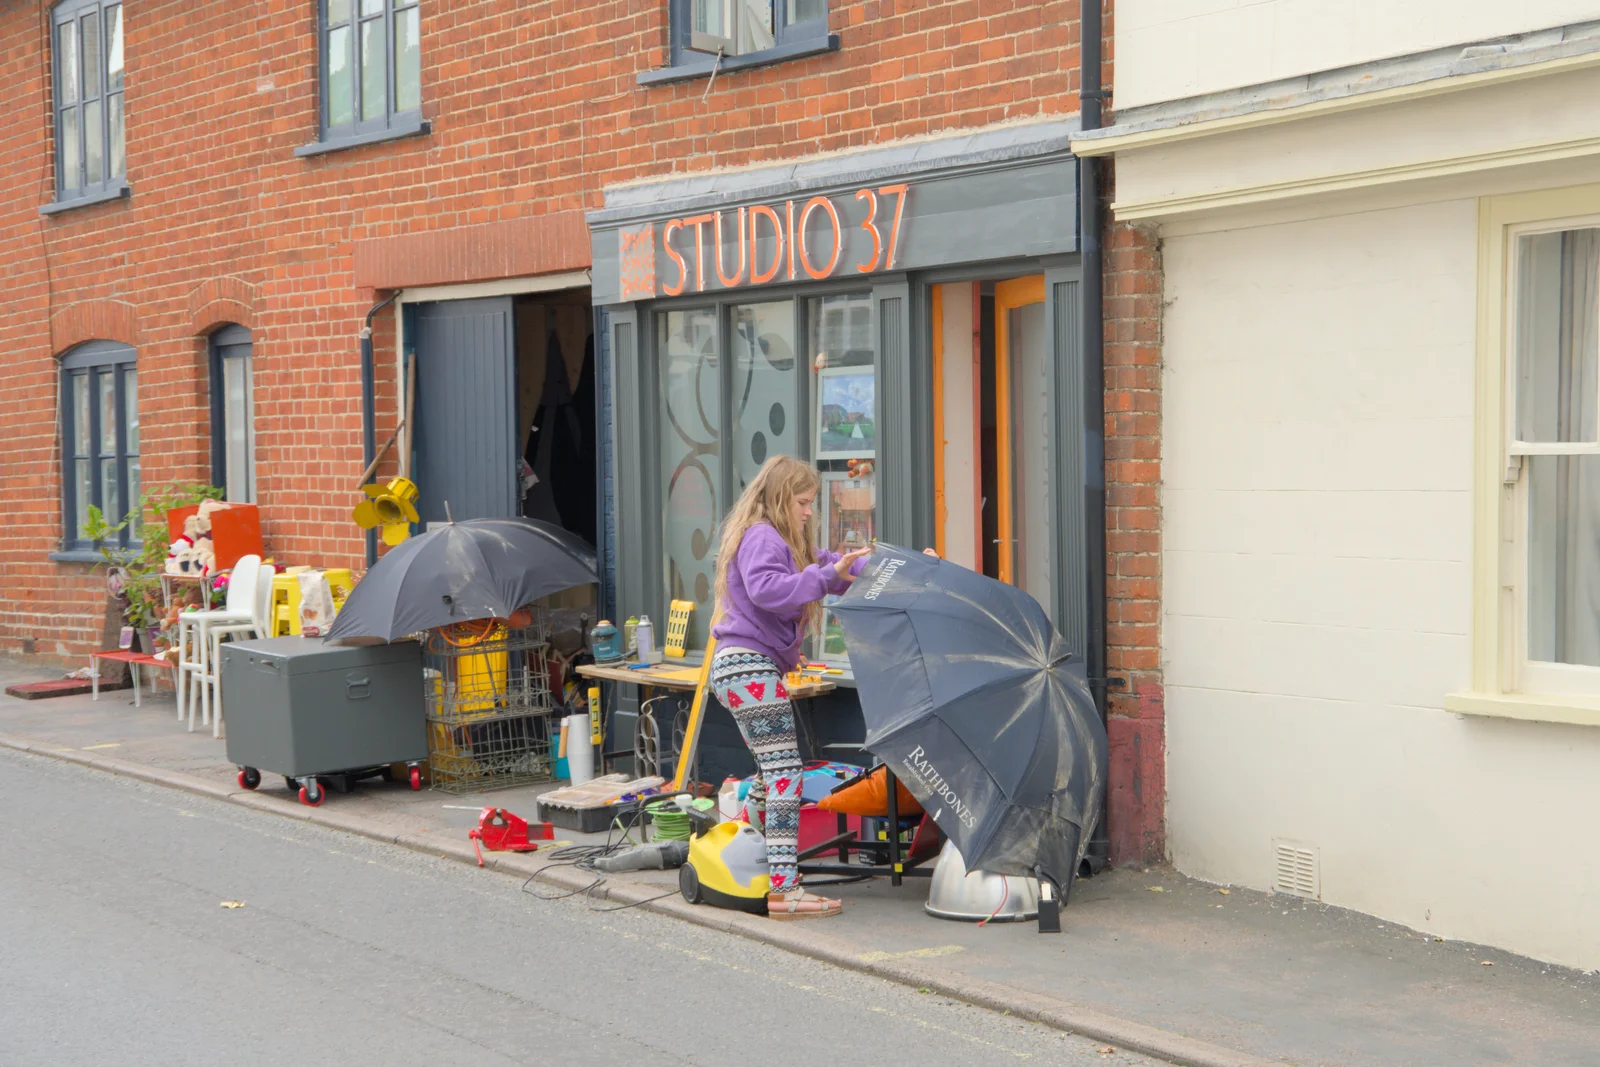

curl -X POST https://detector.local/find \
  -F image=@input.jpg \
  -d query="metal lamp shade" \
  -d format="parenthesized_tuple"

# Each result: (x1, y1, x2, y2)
(925, 838, 1040, 923)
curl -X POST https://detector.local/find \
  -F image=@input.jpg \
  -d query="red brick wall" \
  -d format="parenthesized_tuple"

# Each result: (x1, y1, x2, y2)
(1102, 214, 1165, 867)
(0, 0, 1094, 662)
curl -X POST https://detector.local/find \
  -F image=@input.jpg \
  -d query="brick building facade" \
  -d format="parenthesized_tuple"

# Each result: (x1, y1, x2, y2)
(0, 0, 1164, 865)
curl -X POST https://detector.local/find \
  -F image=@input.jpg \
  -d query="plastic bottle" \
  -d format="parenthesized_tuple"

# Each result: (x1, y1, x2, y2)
(636, 615, 655, 663)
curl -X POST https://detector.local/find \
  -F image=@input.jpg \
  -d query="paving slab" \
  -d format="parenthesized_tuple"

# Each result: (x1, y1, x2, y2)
(4, 655, 1598, 1067)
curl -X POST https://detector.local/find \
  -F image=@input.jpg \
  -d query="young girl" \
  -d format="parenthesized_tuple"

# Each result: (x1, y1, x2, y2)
(709, 455, 873, 919)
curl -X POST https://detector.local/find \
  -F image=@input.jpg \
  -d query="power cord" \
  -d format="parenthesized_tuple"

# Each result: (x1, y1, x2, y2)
(520, 810, 872, 912)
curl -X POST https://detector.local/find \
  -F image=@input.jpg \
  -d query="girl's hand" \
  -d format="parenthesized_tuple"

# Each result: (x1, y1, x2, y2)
(923, 548, 939, 558)
(834, 545, 873, 579)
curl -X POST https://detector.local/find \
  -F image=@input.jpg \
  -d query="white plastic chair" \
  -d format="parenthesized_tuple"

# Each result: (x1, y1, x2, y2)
(178, 555, 262, 733)
(204, 563, 276, 738)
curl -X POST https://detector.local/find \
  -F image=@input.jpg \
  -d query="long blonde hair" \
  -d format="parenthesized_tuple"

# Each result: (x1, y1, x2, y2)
(715, 455, 824, 634)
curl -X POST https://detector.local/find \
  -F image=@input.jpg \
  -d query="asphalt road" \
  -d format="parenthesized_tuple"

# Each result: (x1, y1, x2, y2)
(0, 747, 1167, 1066)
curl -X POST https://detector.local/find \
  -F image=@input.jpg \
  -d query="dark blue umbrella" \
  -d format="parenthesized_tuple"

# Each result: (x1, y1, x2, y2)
(326, 517, 596, 641)
(830, 544, 1107, 893)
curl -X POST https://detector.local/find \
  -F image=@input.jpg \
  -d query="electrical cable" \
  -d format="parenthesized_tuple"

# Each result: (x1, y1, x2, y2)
(520, 809, 873, 911)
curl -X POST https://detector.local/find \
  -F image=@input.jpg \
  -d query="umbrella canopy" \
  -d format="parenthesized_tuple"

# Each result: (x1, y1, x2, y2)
(326, 517, 597, 641)
(829, 543, 1107, 890)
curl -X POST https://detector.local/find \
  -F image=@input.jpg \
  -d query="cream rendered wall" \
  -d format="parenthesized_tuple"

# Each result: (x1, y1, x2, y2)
(1161, 199, 1600, 969)
(1115, 1, 1600, 108)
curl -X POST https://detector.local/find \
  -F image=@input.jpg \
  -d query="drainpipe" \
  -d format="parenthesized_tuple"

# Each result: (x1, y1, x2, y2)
(1080, 0, 1112, 873)
(359, 292, 399, 568)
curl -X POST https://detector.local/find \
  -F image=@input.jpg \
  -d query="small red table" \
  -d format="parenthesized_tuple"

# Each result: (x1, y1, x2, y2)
(92, 650, 175, 707)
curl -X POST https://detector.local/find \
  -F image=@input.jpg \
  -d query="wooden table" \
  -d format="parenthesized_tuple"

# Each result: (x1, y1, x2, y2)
(575, 660, 836, 699)
(91, 649, 176, 707)
(576, 652, 837, 789)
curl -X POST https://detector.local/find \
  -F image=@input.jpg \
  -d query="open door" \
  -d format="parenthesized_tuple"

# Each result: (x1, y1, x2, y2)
(410, 297, 518, 525)
(994, 276, 1051, 606)
(932, 276, 1051, 605)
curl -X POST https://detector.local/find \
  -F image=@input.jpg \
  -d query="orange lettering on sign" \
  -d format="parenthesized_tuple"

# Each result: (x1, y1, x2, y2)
(682, 214, 714, 293)
(878, 184, 909, 269)
(661, 219, 687, 296)
(648, 184, 910, 295)
(855, 188, 882, 274)
(714, 208, 747, 288)
(799, 196, 842, 280)
(749, 204, 783, 284)
(785, 200, 796, 281)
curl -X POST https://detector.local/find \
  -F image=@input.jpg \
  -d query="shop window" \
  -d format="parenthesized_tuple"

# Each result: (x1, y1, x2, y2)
(648, 0, 837, 85)
(59, 341, 138, 552)
(46, 0, 128, 213)
(209, 325, 256, 504)
(300, 0, 427, 156)
(655, 292, 876, 659)
(660, 307, 722, 651)
(808, 293, 876, 665)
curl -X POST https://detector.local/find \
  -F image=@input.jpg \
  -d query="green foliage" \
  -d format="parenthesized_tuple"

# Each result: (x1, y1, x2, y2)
(85, 484, 226, 630)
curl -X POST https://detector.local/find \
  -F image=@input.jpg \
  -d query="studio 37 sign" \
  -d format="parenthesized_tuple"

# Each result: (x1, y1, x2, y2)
(617, 183, 911, 300)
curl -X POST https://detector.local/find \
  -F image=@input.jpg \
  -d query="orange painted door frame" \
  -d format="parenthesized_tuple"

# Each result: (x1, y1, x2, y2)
(993, 275, 1045, 585)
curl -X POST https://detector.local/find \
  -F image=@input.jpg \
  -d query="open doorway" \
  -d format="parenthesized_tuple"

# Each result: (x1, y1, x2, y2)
(931, 277, 1051, 607)
(513, 290, 596, 547)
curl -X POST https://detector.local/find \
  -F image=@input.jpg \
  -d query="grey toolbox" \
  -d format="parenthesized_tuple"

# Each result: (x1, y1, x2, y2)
(221, 636, 428, 806)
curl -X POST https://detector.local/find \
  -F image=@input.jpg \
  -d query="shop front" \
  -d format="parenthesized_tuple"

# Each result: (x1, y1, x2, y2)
(587, 122, 1095, 779)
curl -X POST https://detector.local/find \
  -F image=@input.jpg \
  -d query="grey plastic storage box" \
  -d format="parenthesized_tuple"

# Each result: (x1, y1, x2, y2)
(221, 637, 427, 781)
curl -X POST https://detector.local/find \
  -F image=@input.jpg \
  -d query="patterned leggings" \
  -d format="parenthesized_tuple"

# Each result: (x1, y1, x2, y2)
(709, 648, 804, 894)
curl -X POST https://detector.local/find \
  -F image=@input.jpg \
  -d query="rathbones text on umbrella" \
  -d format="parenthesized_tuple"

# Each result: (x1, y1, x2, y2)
(902, 746, 977, 830)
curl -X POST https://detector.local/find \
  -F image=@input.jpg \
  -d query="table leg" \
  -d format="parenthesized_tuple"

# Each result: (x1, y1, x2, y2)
(131, 661, 142, 707)
(91, 658, 99, 701)
(886, 765, 902, 887)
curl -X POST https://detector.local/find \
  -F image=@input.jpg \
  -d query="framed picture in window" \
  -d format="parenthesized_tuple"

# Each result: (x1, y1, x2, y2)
(814, 365, 876, 459)
(815, 470, 875, 665)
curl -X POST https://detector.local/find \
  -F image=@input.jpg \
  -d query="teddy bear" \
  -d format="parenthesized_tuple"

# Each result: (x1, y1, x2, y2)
(163, 508, 221, 576)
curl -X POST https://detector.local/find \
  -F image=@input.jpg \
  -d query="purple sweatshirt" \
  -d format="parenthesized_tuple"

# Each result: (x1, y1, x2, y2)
(711, 523, 865, 673)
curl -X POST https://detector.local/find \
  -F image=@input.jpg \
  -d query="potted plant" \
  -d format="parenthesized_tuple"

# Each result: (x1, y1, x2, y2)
(83, 482, 225, 653)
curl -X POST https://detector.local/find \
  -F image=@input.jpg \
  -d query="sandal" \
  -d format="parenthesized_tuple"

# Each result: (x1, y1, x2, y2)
(768, 889, 842, 920)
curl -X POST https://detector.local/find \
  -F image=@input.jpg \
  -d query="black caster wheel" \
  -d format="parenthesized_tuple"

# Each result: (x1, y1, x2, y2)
(678, 863, 702, 905)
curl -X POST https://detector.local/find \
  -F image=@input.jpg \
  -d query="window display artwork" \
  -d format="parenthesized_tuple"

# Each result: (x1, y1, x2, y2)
(817, 471, 874, 663)
(814, 366, 875, 459)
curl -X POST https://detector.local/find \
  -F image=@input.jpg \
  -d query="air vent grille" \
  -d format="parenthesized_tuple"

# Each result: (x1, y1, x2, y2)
(1273, 839, 1320, 899)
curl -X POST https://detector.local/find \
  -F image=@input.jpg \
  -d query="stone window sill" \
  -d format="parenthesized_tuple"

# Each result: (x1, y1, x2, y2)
(49, 549, 108, 564)
(296, 115, 431, 158)
(638, 35, 840, 87)
(40, 181, 132, 216)
(1444, 691, 1600, 729)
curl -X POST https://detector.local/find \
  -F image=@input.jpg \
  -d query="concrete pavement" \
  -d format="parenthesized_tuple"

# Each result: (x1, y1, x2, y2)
(5, 656, 1600, 1067)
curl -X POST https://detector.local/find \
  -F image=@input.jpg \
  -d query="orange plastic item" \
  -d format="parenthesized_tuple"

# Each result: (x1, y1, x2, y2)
(816, 765, 924, 818)
(166, 503, 264, 572)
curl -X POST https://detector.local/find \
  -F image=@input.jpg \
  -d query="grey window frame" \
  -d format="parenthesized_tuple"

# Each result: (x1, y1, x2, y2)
(645, 283, 872, 641)
(643, 0, 839, 87)
(299, 0, 429, 157)
(209, 324, 256, 504)
(46, 0, 130, 214)
(57, 340, 138, 558)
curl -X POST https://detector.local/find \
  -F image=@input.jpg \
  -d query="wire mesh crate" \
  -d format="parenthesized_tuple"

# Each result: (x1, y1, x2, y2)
(422, 619, 560, 794)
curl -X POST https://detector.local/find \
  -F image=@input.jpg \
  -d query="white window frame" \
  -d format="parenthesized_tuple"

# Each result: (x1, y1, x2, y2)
(1449, 184, 1600, 727)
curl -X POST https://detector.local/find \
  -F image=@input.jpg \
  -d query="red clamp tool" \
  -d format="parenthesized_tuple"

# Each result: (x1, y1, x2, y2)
(469, 807, 554, 866)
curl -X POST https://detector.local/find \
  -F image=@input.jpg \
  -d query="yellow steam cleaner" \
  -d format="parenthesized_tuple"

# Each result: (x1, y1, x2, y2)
(678, 813, 770, 914)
